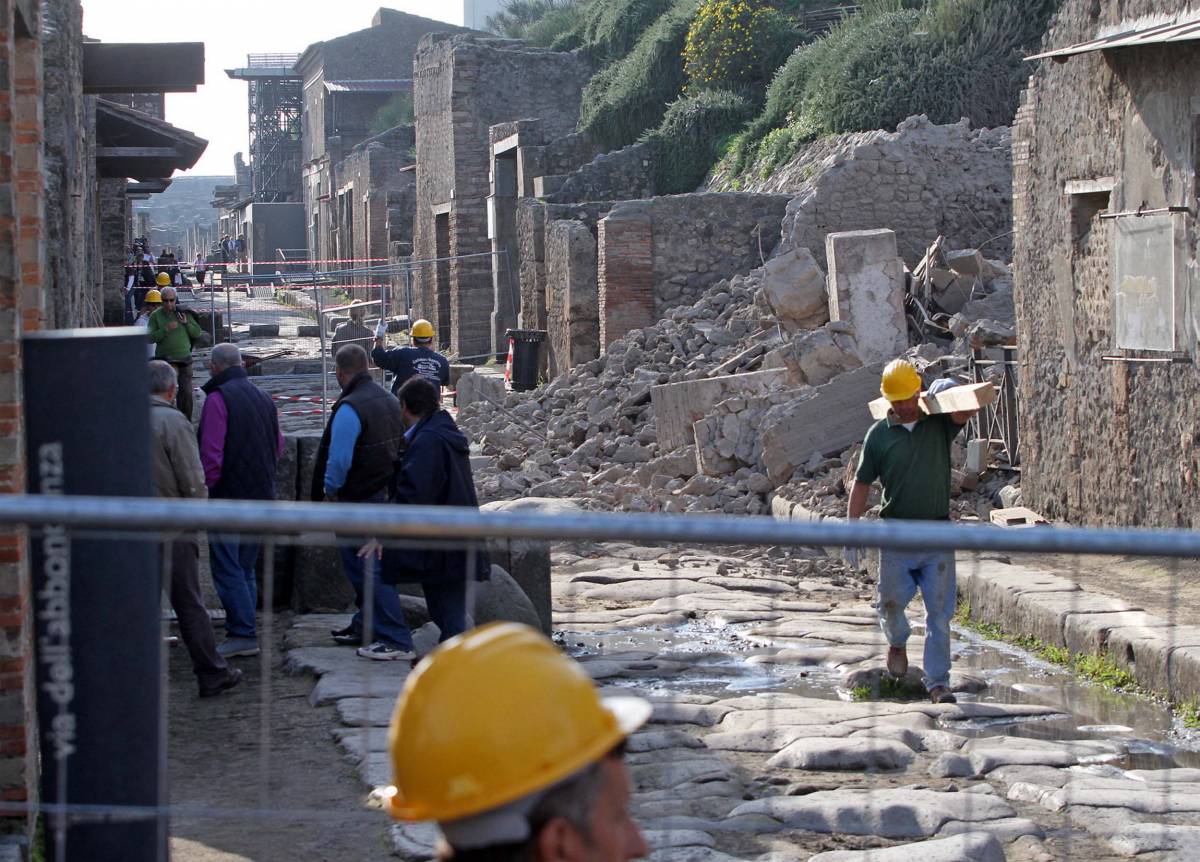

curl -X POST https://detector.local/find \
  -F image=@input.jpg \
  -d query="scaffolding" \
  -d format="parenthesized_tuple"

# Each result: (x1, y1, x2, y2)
(226, 54, 303, 204)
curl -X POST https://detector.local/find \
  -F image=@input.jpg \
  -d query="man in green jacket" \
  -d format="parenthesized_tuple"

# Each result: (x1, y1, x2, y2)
(147, 284, 204, 419)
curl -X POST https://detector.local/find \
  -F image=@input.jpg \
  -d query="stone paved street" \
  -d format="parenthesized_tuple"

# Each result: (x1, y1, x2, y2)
(281, 543, 1200, 861)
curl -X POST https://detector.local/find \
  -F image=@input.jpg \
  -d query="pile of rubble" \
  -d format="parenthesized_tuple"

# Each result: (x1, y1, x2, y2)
(457, 229, 1019, 525)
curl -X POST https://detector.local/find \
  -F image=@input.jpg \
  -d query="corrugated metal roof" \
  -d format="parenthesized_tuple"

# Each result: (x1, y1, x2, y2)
(324, 79, 411, 93)
(1027, 12, 1200, 61)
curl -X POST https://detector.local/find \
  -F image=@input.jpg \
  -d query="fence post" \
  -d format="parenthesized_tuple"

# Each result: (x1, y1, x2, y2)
(314, 275, 328, 426)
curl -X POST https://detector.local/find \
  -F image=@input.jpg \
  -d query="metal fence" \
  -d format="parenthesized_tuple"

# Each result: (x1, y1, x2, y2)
(6, 495, 1200, 862)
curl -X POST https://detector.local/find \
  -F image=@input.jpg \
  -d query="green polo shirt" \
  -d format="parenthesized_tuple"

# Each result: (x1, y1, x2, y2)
(855, 413, 964, 520)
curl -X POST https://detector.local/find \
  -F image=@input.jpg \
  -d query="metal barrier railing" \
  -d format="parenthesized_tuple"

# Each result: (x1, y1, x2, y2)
(8, 493, 1200, 861)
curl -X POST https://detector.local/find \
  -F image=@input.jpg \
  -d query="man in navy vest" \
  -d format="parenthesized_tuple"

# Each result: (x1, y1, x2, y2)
(199, 343, 283, 659)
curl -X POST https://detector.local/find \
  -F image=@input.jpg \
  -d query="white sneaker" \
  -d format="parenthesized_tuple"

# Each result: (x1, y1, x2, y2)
(356, 641, 415, 661)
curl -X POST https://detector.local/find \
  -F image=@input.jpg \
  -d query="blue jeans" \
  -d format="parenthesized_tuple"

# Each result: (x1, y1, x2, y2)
(338, 544, 413, 650)
(209, 533, 261, 639)
(877, 549, 956, 690)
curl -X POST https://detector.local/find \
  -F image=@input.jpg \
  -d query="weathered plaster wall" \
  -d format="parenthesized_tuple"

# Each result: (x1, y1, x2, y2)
(1014, 0, 1200, 527)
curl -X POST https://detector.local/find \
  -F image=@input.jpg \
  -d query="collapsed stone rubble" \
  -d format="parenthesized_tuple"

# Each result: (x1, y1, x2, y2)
(458, 223, 1019, 524)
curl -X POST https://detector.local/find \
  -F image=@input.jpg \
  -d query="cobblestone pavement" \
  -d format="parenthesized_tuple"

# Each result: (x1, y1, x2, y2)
(281, 543, 1200, 861)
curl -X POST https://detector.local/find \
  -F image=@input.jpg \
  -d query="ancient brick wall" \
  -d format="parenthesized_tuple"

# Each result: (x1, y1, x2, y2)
(545, 141, 659, 205)
(413, 33, 592, 356)
(41, 0, 96, 328)
(333, 125, 415, 298)
(1013, 0, 1200, 527)
(99, 178, 129, 324)
(596, 194, 788, 345)
(0, 0, 49, 839)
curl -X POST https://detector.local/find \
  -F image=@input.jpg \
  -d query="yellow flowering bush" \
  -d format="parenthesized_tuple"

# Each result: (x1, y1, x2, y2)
(683, 0, 792, 92)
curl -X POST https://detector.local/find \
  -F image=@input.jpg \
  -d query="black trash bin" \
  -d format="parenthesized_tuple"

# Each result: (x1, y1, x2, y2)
(506, 328, 546, 392)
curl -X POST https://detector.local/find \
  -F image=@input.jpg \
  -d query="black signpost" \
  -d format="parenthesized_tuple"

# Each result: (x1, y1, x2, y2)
(23, 329, 163, 861)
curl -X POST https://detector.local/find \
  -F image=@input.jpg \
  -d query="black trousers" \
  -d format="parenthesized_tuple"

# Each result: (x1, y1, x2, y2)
(169, 360, 194, 421)
(167, 538, 229, 690)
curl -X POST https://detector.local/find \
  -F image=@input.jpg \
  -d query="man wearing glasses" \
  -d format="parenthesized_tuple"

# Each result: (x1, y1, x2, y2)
(147, 286, 204, 419)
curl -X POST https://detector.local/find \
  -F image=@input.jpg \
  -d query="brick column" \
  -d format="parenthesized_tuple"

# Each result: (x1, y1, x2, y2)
(597, 206, 652, 350)
(0, 0, 41, 842)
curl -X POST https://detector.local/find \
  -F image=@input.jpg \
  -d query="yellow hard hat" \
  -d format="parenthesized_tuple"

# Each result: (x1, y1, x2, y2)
(410, 319, 434, 340)
(155, 272, 171, 287)
(384, 622, 651, 823)
(144, 289, 162, 304)
(880, 359, 923, 402)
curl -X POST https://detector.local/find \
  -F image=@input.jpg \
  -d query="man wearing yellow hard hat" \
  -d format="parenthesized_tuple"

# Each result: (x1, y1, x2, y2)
(373, 317, 451, 400)
(383, 622, 650, 861)
(847, 359, 977, 704)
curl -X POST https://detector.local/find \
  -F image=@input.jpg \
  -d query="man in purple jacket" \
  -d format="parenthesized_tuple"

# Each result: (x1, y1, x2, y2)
(198, 343, 284, 659)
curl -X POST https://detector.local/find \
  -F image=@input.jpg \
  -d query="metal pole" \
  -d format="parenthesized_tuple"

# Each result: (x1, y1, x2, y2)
(404, 265, 413, 324)
(6, 494, 1200, 559)
(225, 284, 233, 344)
(314, 274, 328, 425)
(209, 274, 216, 347)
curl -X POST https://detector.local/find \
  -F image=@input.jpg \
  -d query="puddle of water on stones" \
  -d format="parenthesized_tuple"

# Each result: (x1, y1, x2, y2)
(560, 621, 1200, 769)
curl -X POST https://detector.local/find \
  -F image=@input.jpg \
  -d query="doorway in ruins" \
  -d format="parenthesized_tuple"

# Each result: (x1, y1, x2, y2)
(490, 145, 519, 359)
(435, 211, 451, 348)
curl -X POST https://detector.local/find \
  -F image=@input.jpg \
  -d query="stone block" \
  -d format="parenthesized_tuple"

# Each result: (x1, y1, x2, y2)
(826, 230, 908, 365)
(456, 371, 506, 410)
(448, 363, 474, 389)
(480, 497, 583, 634)
(292, 432, 355, 612)
(546, 219, 599, 377)
(651, 369, 792, 452)
(297, 324, 321, 337)
(248, 323, 280, 338)
(761, 247, 828, 333)
(760, 363, 882, 485)
(1011, 590, 1140, 650)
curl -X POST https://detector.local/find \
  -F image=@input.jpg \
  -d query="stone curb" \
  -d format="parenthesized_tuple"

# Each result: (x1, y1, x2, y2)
(956, 556, 1200, 704)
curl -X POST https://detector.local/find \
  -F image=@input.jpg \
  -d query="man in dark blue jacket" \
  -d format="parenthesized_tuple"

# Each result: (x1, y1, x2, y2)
(377, 376, 487, 645)
(372, 318, 450, 398)
(198, 343, 283, 659)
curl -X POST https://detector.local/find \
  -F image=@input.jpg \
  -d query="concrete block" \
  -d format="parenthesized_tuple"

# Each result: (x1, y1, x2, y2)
(248, 323, 281, 338)
(652, 369, 792, 452)
(965, 439, 988, 474)
(448, 363, 475, 389)
(826, 229, 908, 365)
(760, 364, 882, 485)
(297, 324, 321, 337)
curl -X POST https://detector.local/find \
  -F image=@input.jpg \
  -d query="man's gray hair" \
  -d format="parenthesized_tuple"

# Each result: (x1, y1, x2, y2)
(439, 757, 608, 861)
(148, 360, 177, 395)
(211, 342, 241, 372)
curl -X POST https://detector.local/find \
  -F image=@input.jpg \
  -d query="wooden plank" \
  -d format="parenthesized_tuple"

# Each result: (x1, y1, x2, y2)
(990, 507, 1049, 528)
(868, 382, 997, 420)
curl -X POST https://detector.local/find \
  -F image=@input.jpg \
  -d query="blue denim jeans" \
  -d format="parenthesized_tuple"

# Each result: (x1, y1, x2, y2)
(209, 533, 261, 639)
(338, 544, 413, 650)
(877, 548, 956, 690)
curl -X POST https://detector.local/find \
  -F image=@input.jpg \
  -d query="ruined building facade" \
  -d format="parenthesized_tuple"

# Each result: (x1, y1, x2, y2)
(412, 34, 592, 357)
(300, 10, 463, 284)
(1013, 0, 1200, 527)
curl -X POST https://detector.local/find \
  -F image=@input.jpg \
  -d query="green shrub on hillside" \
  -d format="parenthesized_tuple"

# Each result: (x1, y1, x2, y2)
(728, 0, 1058, 177)
(552, 0, 677, 62)
(487, 0, 586, 40)
(524, 2, 591, 45)
(642, 89, 754, 193)
(683, 0, 803, 96)
(578, 0, 699, 152)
